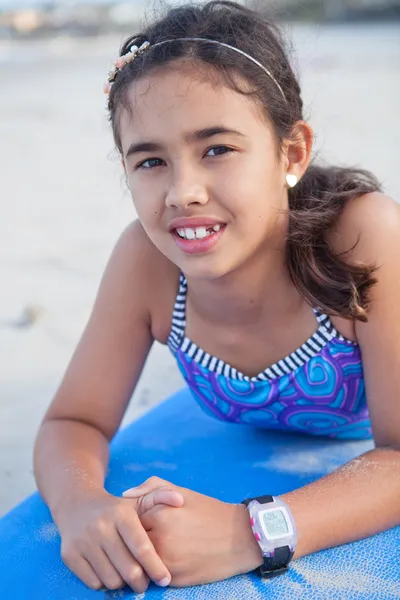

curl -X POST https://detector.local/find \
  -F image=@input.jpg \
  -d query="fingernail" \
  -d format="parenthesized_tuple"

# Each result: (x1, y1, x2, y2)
(157, 576, 171, 587)
(122, 487, 142, 497)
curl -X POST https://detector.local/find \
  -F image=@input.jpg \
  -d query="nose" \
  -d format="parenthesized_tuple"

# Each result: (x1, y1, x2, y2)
(165, 165, 209, 210)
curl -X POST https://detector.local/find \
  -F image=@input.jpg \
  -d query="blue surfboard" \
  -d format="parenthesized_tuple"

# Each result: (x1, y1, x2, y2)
(0, 388, 399, 599)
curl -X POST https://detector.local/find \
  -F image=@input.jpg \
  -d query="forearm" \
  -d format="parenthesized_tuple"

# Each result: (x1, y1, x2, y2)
(281, 447, 400, 559)
(33, 418, 110, 522)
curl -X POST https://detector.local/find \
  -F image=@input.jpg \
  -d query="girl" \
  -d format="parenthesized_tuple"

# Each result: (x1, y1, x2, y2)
(33, 0, 400, 594)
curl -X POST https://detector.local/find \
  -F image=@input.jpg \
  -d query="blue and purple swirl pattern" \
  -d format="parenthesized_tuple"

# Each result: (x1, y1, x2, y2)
(175, 338, 371, 440)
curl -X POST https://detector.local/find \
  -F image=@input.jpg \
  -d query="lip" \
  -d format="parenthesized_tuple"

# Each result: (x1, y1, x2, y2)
(167, 216, 226, 233)
(172, 224, 226, 255)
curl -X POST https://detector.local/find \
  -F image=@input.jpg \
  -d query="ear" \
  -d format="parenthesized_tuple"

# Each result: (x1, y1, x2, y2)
(283, 120, 314, 182)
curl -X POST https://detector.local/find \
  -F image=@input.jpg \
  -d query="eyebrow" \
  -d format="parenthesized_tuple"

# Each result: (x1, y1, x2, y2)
(124, 126, 245, 159)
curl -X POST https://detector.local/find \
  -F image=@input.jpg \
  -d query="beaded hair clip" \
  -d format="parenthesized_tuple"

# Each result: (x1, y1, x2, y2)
(104, 40, 150, 95)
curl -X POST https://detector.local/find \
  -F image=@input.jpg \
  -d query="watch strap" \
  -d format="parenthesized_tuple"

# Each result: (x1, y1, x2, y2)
(259, 546, 294, 578)
(242, 495, 273, 507)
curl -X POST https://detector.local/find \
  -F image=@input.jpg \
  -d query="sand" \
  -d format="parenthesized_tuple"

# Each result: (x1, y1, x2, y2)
(0, 22, 399, 516)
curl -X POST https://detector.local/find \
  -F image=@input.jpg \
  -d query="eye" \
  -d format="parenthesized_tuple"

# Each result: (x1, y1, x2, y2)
(135, 157, 164, 170)
(135, 146, 234, 170)
(205, 145, 235, 158)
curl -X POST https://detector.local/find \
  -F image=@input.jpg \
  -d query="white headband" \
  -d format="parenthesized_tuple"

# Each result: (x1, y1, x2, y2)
(105, 37, 287, 103)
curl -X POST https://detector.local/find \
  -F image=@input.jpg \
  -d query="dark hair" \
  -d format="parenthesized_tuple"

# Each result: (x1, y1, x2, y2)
(107, 0, 381, 322)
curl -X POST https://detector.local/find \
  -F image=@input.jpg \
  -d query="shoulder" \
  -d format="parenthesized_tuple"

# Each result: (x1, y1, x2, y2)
(331, 193, 400, 449)
(327, 190, 400, 328)
(328, 191, 400, 264)
(106, 219, 180, 342)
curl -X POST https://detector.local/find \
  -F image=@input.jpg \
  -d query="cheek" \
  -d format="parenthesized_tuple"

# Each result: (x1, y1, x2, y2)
(136, 204, 161, 224)
(227, 191, 276, 231)
(130, 187, 162, 228)
(226, 163, 280, 213)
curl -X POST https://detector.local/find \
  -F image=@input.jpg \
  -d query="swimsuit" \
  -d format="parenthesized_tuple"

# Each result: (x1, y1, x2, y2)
(167, 274, 372, 440)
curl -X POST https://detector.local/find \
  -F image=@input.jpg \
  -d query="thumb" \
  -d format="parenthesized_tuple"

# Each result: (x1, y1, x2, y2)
(135, 488, 184, 517)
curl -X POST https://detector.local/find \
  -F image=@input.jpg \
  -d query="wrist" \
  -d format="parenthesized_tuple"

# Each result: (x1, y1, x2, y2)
(280, 491, 308, 560)
(233, 503, 264, 573)
(51, 485, 108, 527)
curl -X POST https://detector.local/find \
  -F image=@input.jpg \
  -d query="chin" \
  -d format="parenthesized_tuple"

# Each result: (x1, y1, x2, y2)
(177, 254, 239, 281)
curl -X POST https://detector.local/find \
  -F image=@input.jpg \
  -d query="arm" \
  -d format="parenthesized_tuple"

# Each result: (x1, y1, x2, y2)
(282, 446, 400, 560)
(281, 192, 400, 559)
(34, 220, 154, 518)
(33, 220, 182, 592)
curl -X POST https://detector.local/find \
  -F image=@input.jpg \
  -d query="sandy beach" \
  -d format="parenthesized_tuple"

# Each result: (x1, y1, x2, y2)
(0, 22, 399, 516)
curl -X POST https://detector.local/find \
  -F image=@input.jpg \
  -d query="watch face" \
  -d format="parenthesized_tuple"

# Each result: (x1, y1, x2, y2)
(260, 509, 290, 540)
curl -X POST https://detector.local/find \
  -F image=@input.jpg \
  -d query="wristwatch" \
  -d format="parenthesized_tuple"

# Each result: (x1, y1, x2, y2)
(241, 495, 297, 578)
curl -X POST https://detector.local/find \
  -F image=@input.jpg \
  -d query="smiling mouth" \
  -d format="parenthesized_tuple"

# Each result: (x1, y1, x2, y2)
(174, 224, 225, 240)
(171, 223, 226, 255)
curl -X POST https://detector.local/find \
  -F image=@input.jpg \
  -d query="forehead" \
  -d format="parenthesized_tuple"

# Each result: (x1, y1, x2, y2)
(118, 63, 270, 152)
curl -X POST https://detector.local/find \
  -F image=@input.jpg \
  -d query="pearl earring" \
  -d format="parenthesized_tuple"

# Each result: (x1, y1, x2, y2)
(285, 173, 298, 188)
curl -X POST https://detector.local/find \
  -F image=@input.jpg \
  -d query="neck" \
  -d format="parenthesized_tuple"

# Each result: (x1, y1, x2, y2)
(186, 243, 302, 328)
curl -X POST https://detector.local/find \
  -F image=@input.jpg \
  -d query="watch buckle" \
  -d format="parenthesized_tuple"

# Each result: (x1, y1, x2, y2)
(260, 565, 289, 579)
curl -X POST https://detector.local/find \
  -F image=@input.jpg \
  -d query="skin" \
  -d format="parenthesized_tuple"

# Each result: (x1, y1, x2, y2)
(34, 62, 400, 592)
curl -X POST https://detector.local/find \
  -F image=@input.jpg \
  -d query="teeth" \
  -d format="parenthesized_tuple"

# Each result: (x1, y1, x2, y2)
(194, 227, 207, 239)
(175, 224, 223, 240)
(185, 228, 196, 240)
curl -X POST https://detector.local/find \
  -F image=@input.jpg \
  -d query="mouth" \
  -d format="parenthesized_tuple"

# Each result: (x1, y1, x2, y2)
(171, 223, 226, 254)
(175, 223, 224, 240)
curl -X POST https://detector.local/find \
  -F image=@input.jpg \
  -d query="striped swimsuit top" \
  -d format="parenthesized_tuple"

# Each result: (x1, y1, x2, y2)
(167, 274, 372, 440)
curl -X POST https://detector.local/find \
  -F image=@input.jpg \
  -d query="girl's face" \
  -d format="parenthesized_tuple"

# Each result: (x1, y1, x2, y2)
(119, 64, 290, 279)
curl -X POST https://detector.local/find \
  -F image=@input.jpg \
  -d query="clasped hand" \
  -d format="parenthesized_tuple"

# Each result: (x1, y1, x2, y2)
(58, 476, 262, 593)
(124, 476, 262, 588)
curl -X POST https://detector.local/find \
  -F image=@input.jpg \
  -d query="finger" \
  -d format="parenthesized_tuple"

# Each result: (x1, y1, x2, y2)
(84, 547, 125, 591)
(139, 503, 166, 532)
(122, 478, 170, 498)
(116, 511, 171, 588)
(103, 531, 150, 594)
(122, 482, 184, 506)
(63, 553, 103, 591)
(135, 488, 184, 516)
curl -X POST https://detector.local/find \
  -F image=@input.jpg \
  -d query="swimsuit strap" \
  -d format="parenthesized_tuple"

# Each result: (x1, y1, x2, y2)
(167, 273, 187, 352)
(167, 274, 352, 381)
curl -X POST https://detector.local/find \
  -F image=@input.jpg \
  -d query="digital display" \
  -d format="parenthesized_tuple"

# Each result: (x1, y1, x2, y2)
(262, 510, 289, 538)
